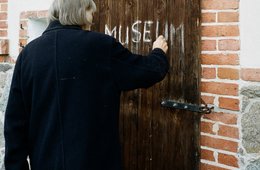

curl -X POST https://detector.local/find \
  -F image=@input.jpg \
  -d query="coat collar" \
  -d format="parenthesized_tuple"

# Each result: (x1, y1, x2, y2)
(42, 20, 82, 35)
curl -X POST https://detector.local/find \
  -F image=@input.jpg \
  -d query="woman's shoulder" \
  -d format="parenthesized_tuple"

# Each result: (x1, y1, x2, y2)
(86, 31, 114, 41)
(72, 30, 118, 52)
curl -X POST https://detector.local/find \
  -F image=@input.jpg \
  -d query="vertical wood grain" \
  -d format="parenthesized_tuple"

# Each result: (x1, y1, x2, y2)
(93, 0, 201, 169)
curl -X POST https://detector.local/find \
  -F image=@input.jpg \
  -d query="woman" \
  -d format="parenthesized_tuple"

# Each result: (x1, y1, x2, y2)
(4, 0, 169, 169)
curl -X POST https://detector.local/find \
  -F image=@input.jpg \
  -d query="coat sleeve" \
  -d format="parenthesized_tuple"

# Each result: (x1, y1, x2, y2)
(4, 52, 30, 170)
(111, 39, 169, 91)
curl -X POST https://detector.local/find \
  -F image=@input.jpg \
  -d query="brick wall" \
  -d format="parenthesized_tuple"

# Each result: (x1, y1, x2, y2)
(200, 0, 241, 169)
(0, 0, 11, 62)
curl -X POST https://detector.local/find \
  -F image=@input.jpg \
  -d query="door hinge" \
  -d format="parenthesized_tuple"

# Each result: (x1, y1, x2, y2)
(161, 100, 214, 114)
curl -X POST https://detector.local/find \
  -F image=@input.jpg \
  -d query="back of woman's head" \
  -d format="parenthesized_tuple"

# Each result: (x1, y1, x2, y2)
(48, 0, 96, 26)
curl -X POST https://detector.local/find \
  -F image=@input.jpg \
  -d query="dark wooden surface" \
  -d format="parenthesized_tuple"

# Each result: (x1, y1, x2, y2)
(93, 0, 201, 169)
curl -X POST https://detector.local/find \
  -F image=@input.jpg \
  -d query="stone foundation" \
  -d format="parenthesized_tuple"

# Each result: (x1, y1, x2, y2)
(0, 63, 14, 170)
(240, 86, 260, 169)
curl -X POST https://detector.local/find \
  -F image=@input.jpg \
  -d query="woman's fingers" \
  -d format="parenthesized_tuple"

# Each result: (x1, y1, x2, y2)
(153, 35, 168, 53)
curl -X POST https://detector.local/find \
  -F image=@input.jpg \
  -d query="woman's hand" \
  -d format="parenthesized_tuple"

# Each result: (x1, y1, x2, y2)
(153, 35, 168, 54)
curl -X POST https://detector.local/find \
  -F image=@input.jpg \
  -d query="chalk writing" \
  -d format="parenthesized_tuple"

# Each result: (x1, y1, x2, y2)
(156, 21, 159, 38)
(164, 21, 169, 41)
(105, 20, 184, 51)
(143, 21, 153, 43)
(119, 25, 129, 45)
(132, 20, 142, 43)
(105, 25, 117, 39)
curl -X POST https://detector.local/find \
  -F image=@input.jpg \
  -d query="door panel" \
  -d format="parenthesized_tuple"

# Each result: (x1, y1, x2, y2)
(93, 0, 201, 169)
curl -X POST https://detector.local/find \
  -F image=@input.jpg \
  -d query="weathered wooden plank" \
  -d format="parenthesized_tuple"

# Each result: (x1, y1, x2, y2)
(119, 0, 140, 169)
(93, 0, 201, 169)
(120, 90, 139, 170)
(136, 0, 153, 169)
(183, 0, 201, 103)
(151, 0, 171, 169)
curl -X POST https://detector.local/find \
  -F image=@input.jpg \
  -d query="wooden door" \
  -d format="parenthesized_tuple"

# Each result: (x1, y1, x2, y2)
(93, 0, 201, 169)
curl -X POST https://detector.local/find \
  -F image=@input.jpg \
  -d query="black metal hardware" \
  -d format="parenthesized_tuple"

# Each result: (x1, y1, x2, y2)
(161, 100, 214, 114)
(20, 24, 24, 30)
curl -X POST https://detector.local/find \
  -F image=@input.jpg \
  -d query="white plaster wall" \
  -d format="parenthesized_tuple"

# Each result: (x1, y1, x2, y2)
(8, 0, 53, 58)
(240, 0, 260, 68)
(28, 19, 48, 43)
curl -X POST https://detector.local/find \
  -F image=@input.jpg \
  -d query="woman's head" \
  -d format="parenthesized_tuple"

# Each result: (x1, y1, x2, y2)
(48, 0, 96, 28)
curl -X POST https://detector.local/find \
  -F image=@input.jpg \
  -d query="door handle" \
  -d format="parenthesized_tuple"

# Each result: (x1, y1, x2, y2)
(161, 100, 214, 114)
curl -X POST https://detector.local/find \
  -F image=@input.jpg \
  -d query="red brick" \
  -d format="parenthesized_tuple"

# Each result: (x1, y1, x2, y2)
(37, 10, 48, 18)
(0, 12, 7, 20)
(201, 135, 238, 152)
(201, 95, 215, 104)
(201, 82, 238, 96)
(201, 121, 216, 135)
(218, 68, 239, 80)
(218, 12, 239, 22)
(0, 56, 15, 63)
(20, 11, 38, 19)
(0, 21, 7, 29)
(0, 0, 8, 3)
(19, 29, 28, 37)
(202, 67, 216, 79)
(218, 153, 239, 167)
(219, 39, 240, 51)
(201, 54, 239, 65)
(201, 163, 229, 170)
(201, 0, 239, 10)
(202, 26, 239, 37)
(0, 30, 7, 37)
(202, 112, 238, 125)
(218, 124, 239, 139)
(0, 56, 5, 62)
(0, 39, 8, 55)
(0, 4, 8, 12)
(202, 13, 216, 23)
(202, 40, 216, 51)
(201, 149, 215, 161)
(219, 97, 239, 111)
(241, 68, 260, 82)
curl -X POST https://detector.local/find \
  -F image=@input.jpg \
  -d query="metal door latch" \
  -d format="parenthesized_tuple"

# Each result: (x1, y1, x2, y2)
(161, 100, 214, 114)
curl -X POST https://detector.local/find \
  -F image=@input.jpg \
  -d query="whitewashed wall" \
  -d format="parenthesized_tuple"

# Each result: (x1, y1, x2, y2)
(240, 0, 260, 68)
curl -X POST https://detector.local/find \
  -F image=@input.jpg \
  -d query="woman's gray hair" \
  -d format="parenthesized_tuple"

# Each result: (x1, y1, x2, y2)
(48, 0, 96, 26)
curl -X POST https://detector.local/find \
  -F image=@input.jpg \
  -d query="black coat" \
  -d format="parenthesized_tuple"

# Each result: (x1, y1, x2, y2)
(4, 20, 169, 170)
